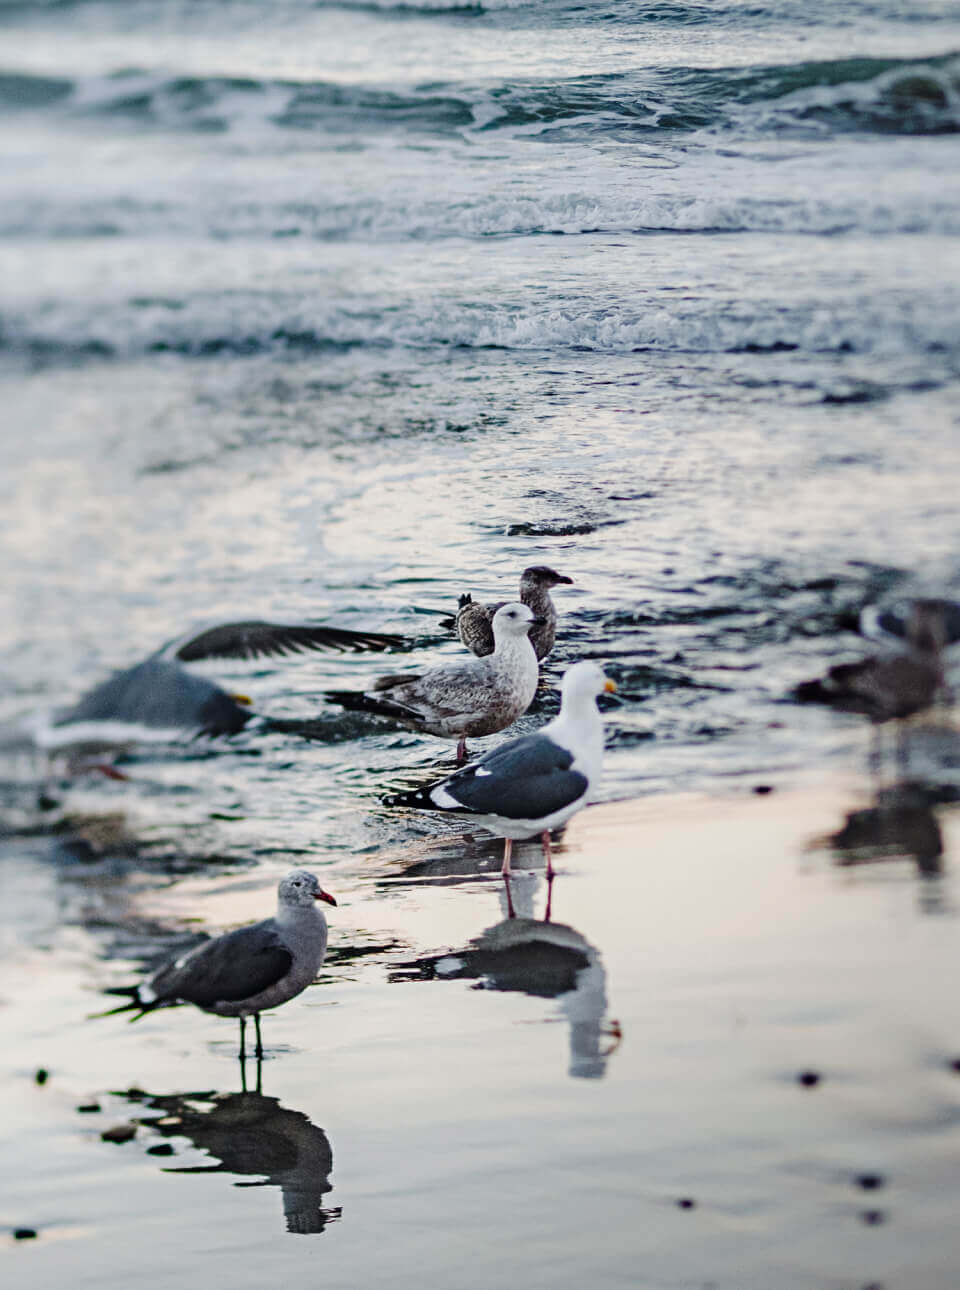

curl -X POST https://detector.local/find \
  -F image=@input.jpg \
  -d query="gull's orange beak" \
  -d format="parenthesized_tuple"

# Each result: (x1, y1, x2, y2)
(315, 889, 338, 907)
(604, 679, 617, 693)
(230, 693, 253, 705)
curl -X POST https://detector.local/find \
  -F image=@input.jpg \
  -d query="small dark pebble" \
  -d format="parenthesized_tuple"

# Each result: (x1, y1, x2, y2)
(753, 784, 774, 795)
(14, 1228, 38, 1241)
(856, 1173, 885, 1191)
(797, 1070, 821, 1088)
(948, 1057, 960, 1074)
(146, 1144, 175, 1157)
(76, 1102, 101, 1113)
(34, 1069, 49, 1086)
(100, 1123, 137, 1144)
(676, 1197, 696, 1210)
(861, 1209, 886, 1226)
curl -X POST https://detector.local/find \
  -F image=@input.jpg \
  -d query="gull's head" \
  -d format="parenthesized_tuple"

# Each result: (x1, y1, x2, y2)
(560, 661, 617, 706)
(492, 601, 544, 639)
(520, 565, 574, 591)
(278, 869, 338, 909)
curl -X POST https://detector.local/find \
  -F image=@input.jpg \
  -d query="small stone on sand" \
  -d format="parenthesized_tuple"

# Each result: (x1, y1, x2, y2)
(100, 1123, 137, 1144)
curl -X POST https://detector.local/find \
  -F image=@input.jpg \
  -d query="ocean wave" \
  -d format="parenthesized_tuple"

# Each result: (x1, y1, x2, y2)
(3, 50, 958, 139)
(4, 186, 958, 242)
(4, 0, 956, 23)
(4, 288, 958, 361)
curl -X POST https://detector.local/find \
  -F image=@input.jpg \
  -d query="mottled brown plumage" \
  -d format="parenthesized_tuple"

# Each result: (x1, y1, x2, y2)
(452, 566, 573, 660)
(326, 603, 542, 759)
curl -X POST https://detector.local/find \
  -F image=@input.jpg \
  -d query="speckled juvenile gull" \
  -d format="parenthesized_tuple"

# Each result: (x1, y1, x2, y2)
(34, 618, 404, 762)
(326, 602, 542, 761)
(385, 660, 615, 873)
(100, 869, 336, 1059)
(444, 566, 573, 661)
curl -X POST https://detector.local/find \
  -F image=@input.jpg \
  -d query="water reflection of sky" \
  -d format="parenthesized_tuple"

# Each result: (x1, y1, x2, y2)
(5, 788, 960, 1285)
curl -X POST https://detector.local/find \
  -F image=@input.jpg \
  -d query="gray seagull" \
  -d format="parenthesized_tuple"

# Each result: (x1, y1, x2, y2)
(100, 869, 336, 1059)
(34, 618, 404, 771)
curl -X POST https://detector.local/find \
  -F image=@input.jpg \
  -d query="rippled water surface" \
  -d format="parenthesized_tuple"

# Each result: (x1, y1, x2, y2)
(2, 0, 960, 1282)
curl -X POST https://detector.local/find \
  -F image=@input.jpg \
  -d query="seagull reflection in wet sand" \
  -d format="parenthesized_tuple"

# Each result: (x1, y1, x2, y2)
(390, 884, 621, 1079)
(120, 1086, 341, 1235)
(814, 781, 951, 912)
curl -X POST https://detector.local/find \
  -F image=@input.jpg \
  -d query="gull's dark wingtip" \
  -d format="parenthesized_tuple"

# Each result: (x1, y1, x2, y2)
(382, 785, 435, 809)
(90, 986, 154, 1021)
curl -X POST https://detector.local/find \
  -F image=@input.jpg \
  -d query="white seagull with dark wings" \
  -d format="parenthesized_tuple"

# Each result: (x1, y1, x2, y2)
(385, 661, 616, 874)
(100, 868, 336, 1059)
(34, 617, 403, 769)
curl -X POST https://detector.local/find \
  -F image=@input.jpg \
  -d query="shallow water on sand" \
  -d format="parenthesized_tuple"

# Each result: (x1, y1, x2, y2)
(5, 787, 960, 1289)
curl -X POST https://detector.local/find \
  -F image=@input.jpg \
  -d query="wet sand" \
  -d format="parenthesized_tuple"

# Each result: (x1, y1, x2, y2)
(3, 776, 960, 1288)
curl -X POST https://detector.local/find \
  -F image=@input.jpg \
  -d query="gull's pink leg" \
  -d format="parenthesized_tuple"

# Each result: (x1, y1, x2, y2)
(544, 872, 554, 923)
(504, 871, 516, 920)
(601, 1021, 623, 1057)
(456, 736, 467, 763)
(501, 837, 513, 875)
(541, 830, 554, 879)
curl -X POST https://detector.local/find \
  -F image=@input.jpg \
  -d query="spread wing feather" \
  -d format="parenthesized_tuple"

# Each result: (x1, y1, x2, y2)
(176, 621, 404, 662)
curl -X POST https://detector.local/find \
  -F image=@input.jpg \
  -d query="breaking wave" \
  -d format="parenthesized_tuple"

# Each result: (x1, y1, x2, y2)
(4, 287, 958, 360)
(2, 51, 958, 138)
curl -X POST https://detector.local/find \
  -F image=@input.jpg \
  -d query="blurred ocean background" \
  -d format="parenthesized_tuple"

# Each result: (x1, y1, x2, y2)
(2, 0, 960, 838)
(3, 0, 960, 853)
